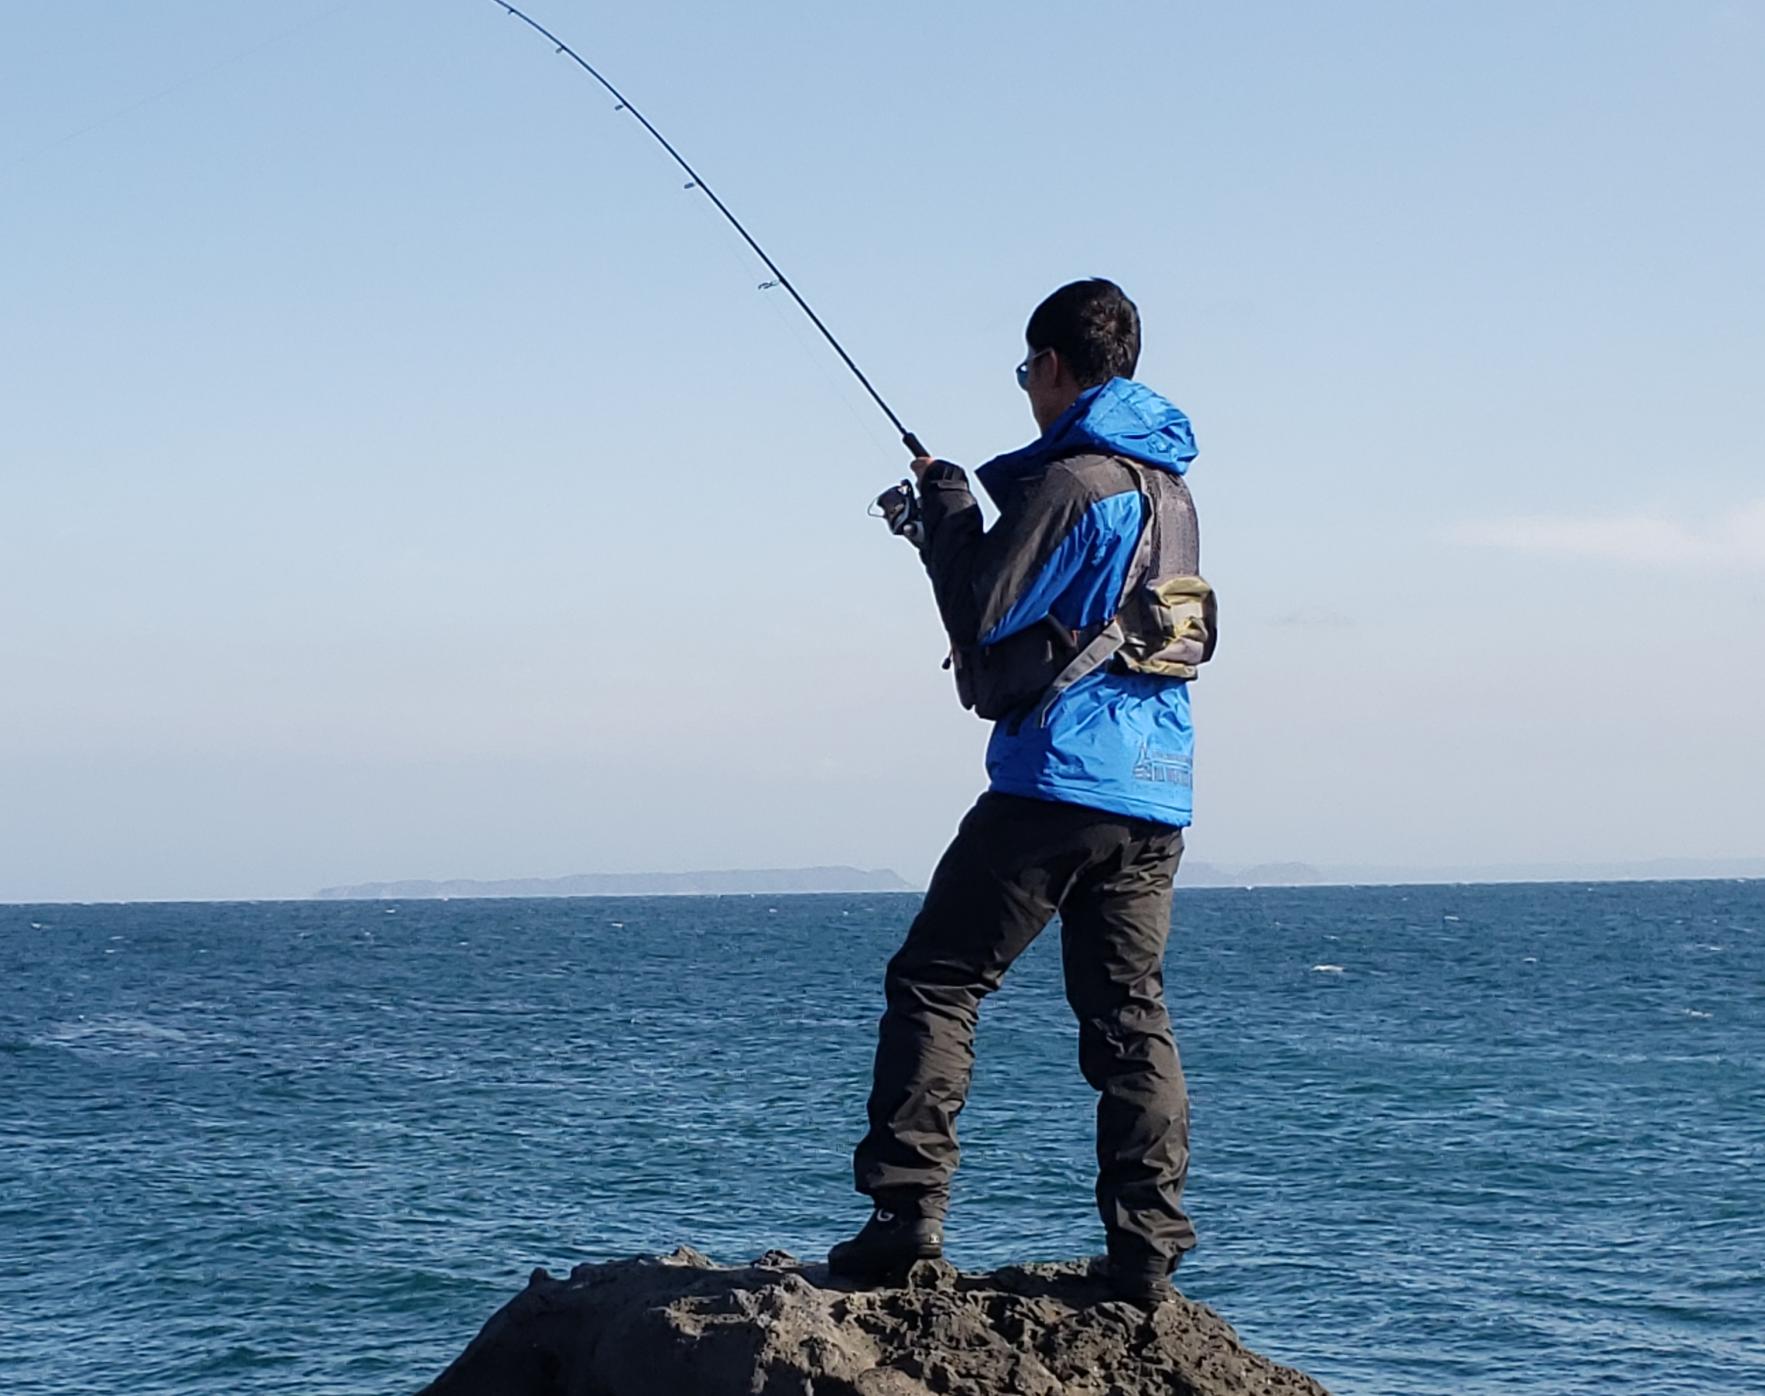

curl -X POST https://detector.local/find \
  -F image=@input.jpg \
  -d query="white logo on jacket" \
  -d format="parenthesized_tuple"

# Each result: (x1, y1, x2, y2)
(1132, 741, 1192, 786)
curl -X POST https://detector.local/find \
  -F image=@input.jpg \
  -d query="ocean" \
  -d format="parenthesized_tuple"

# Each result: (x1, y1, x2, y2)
(2, 880, 1760, 1394)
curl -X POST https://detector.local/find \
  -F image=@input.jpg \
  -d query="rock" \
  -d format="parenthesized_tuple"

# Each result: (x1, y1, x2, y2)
(418, 1249, 1330, 1396)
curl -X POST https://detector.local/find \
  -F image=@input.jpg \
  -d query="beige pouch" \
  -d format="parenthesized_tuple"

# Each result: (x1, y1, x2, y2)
(1116, 575, 1218, 680)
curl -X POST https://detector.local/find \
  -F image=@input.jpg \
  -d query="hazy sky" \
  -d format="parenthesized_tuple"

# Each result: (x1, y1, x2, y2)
(3, 1, 1761, 902)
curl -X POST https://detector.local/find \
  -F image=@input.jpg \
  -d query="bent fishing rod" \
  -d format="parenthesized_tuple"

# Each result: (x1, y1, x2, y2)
(489, 1, 929, 485)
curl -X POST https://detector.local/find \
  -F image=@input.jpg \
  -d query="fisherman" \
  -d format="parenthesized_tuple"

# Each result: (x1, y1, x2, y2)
(831, 279, 1216, 1306)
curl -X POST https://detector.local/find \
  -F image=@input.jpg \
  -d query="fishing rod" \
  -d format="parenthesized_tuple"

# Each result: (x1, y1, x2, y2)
(488, 0, 928, 475)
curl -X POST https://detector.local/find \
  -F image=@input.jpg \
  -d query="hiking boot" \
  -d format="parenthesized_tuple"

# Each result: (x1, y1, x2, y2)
(1105, 1259, 1174, 1307)
(1100, 1245, 1180, 1307)
(827, 1206, 944, 1277)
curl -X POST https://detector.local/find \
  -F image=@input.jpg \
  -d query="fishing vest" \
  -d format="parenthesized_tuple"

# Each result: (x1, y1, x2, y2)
(952, 454, 1218, 724)
(1028, 457, 1218, 725)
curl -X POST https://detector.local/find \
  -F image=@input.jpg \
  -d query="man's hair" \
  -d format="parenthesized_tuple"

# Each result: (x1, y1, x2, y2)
(1025, 278, 1140, 387)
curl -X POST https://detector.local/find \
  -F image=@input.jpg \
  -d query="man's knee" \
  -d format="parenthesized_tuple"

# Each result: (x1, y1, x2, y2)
(1075, 1000, 1180, 1091)
(886, 935, 1012, 1003)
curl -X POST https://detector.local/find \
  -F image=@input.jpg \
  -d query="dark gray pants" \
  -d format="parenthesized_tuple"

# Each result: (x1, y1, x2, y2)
(852, 792, 1194, 1266)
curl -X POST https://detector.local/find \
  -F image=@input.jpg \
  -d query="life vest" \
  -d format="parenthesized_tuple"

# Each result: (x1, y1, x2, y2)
(1030, 458, 1218, 725)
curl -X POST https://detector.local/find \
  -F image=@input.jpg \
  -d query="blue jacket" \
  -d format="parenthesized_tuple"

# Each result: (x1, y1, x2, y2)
(916, 378, 1200, 827)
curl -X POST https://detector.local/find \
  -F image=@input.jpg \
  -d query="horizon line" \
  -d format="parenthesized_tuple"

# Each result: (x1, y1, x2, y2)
(5, 869, 1764, 907)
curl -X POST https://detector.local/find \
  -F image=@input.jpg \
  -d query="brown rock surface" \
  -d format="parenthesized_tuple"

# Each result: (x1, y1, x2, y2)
(419, 1246, 1330, 1396)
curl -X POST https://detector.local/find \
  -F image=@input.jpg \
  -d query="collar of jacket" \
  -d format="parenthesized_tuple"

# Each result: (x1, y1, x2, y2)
(975, 377, 1197, 507)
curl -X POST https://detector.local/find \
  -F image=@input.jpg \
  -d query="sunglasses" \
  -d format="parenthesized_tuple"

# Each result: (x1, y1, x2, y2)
(1015, 347, 1051, 390)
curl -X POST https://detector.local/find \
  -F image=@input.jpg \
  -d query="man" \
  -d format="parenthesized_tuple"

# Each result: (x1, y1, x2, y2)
(831, 278, 1215, 1305)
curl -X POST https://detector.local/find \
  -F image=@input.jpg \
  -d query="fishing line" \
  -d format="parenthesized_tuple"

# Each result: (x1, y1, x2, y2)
(487, 1, 926, 460)
(684, 184, 899, 459)
(3, 1, 358, 173)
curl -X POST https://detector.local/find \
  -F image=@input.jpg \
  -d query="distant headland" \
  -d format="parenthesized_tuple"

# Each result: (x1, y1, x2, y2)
(312, 855, 1765, 901)
(313, 866, 914, 900)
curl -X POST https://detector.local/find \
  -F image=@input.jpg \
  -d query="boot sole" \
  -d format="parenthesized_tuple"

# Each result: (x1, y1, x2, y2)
(827, 1243, 944, 1279)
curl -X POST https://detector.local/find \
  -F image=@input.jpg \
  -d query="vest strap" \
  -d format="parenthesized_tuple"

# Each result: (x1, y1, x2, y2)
(1032, 619, 1127, 728)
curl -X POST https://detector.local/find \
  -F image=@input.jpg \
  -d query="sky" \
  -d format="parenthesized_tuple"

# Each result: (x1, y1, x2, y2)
(2, 0, 1762, 902)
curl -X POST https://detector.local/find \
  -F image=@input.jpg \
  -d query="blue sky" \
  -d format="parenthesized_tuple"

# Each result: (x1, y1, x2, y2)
(3, 1, 1761, 900)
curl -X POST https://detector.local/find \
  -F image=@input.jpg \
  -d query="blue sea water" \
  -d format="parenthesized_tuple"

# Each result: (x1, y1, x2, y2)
(2, 880, 1762, 1395)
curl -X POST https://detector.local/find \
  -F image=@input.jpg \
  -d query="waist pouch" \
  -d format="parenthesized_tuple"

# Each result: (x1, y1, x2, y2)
(1116, 575, 1218, 679)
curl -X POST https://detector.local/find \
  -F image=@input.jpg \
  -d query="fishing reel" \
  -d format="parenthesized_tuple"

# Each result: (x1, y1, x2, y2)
(872, 479, 924, 548)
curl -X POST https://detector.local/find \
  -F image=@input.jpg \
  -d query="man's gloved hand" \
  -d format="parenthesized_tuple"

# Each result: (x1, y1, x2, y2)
(876, 458, 966, 549)
(913, 458, 968, 489)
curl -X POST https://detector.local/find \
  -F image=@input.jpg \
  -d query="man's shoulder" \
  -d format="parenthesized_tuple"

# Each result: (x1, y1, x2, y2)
(988, 451, 1140, 526)
(1037, 451, 1138, 502)
(1030, 451, 1143, 518)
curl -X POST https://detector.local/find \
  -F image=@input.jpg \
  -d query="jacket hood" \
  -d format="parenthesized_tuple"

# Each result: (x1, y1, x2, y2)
(975, 377, 1196, 505)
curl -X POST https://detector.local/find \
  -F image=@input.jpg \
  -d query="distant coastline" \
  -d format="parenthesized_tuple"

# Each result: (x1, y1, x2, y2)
(313, 866, 914, 900)
(311, 857, 1765, 901)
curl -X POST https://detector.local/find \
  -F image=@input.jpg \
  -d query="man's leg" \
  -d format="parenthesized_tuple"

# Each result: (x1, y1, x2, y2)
(1058, 823, 1193, 1281)
(851, 793, 1094, 1220)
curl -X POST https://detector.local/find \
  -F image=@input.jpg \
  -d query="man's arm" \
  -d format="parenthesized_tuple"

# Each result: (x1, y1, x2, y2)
(913, 459, 1107, 648)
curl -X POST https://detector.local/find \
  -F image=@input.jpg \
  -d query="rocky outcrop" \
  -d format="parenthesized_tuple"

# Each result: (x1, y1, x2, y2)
(419, 1247, 1329, 1396)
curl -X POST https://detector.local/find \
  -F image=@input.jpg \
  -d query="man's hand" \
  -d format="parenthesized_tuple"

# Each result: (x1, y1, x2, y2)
(910, 455, 935, 481)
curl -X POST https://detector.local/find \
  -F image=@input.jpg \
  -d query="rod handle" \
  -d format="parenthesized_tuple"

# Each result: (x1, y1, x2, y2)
(902, 431, 928, 460)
